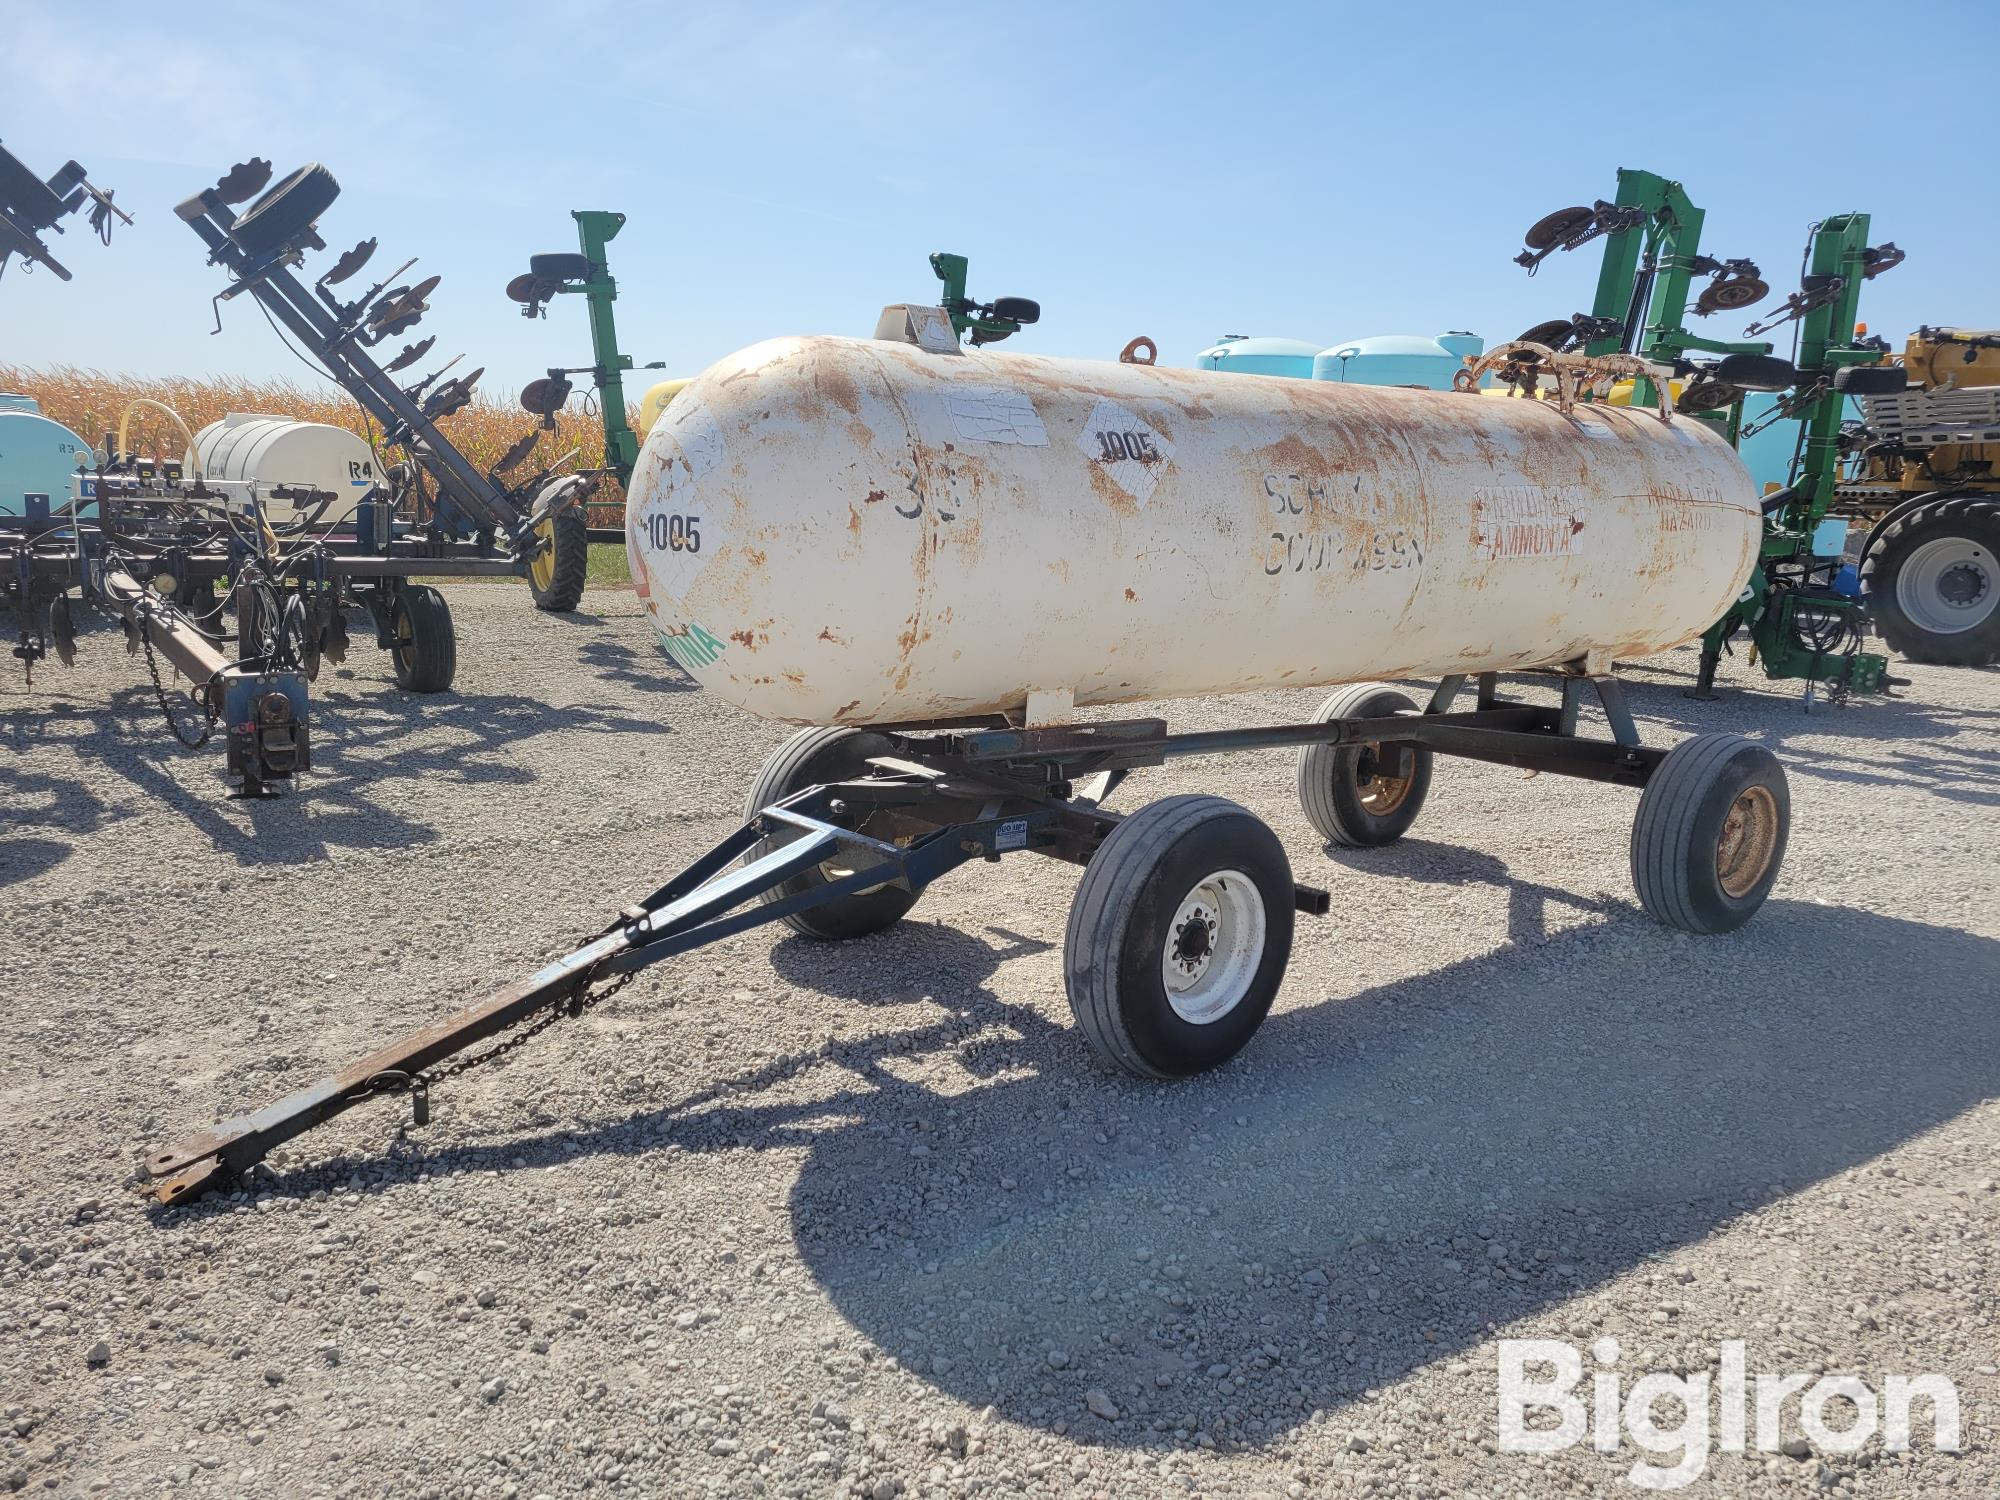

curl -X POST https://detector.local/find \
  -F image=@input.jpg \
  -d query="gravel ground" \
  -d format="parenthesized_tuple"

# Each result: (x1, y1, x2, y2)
(2, 588, 1997, 1499)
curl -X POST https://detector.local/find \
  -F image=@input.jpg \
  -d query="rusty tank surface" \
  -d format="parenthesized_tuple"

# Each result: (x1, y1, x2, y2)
(625, 335, 1761, 726)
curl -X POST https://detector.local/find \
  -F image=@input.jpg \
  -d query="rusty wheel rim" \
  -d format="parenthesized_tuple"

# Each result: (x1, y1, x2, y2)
(1715, 784, 1780, 898)
(1357, 744, 1414, 816)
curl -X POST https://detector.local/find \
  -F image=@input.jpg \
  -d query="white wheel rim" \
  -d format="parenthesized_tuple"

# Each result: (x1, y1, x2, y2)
(1896, 535, 1995, 636)
(1160, 869, 1266, 1025)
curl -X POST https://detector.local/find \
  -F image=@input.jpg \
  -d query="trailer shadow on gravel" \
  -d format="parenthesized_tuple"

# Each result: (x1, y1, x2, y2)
(300, 891, 2000, 1455)
(752, 897, 2000, 1452)
(183, 875, 1999, 1455)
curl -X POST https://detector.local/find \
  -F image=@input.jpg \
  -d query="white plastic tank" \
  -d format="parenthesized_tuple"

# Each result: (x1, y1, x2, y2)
(627, 336, 1760, 726)
(186, 413, 381, 524)
(0, 394, 90, 516)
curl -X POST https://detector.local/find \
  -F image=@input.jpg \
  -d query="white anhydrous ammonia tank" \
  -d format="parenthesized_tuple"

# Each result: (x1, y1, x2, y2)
(626, 336, 1760, 726)
(187, 413, 380, 525)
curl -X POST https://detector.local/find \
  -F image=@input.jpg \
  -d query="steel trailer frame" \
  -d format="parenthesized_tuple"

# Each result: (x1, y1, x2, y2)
(136, 669, 1698, 1205)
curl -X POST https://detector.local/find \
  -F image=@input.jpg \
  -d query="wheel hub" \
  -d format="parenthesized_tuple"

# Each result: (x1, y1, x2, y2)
(1895, 536, 1996, 636)
(1160, 871, 1266, 1025)
(1356, 743, 1413, 814)
(1171, 906, 1217, 975)
(529, 516, 556, 592)
(1939, 561, 1987, 608)
(1715, 784, 1780, 899)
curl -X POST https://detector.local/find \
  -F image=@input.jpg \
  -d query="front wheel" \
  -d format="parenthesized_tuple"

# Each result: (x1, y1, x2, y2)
(1630, 733, 1788, 934)
(743, 727, 920, 940)
(1064, 795, 1294, 1079)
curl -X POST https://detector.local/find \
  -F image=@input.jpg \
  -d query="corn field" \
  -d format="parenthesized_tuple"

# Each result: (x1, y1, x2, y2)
(0, 364, 633, 524)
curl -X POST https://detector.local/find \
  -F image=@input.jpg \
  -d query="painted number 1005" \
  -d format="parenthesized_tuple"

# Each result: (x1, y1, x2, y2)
(647, 512, 701, 553)
(1094, 430, 1159, 463)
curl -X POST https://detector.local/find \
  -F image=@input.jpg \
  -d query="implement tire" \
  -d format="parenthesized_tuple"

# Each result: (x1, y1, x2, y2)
(389, 585, 456, 693)
(228, 163, 340, 257)
(528, 508, 589, 613)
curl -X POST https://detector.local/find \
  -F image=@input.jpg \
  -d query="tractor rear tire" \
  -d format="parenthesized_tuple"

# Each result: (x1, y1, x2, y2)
(743, 727, 920, 940)
(1858, 493, 2000, 666)
(528, 508, 589, 613)
(1630, 734, 1788, 935)
(389, 585, 456, 693)
(1297, 682, 1432, 848)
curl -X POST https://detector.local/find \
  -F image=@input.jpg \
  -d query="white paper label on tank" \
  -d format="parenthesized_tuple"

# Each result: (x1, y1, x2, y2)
(1077, 398, 1175, 508)
(914, 308, 961, 355)
(1471, 484, 1587, 560)
(945, 386, 1049, 447)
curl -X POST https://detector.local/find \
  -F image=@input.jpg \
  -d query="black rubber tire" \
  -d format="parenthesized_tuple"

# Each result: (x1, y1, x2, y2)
(1630, 734, 1789, 935)
(1857, 493, 2000, 666)
(389, 585, 456, 693)
(1064, 795, 1294, 1079)
(228, 163, 340, 258)
(743, 727, 920, 940)
(529, 507, 589, 613)
(528, 252, 593, 283)
(1297, 682, 1432, 848)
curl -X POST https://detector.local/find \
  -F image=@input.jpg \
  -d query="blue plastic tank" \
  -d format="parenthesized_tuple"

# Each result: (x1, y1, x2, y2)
(0, 394, 91, 516)
(1195, 336, 1323, 379)
(1312, 331, 1484, 391)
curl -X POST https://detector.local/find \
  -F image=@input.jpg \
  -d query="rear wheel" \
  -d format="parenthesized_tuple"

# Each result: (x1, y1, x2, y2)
(1859, 494, 2000, 665)
(389, 585, 456, 693)
(743, 727, 919, 940)
(528, 508, 589, 612)
(1630, 733, 1789, 934)
(1064, 795, 1294, 1079)
(1297, 682, 1432, 847)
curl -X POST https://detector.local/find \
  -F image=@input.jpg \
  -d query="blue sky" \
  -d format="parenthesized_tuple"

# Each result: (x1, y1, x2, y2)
(4, 0, 1995, 396)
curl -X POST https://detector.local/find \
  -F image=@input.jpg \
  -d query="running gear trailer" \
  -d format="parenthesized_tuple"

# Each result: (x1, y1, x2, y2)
(137, 670, 1790, 1204)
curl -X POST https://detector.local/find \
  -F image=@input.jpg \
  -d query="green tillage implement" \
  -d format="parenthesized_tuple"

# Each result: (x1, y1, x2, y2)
(1520, 168, 1893, 703)
(1688, 214, 1894, 703)
(563, 210, 647, 489)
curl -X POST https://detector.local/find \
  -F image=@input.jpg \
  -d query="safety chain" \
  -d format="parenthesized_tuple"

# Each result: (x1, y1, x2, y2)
(418, 956, 640, 1089)
(139, 626, 219, 749)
